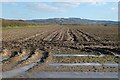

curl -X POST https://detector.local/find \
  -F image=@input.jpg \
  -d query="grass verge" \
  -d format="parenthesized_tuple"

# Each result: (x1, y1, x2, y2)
(1, 25, 48, 30)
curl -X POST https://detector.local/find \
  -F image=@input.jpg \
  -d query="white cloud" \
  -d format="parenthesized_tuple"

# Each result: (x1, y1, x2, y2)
(88, 0, 106, 5)
(29, 3, 65, 13)
(27, 1, 109, 13)
(26, 2, 83, 13)
(53, 2, 81, 8)
(112, 7, 118, 12)
(28, 2, 81, 13)
(1, 0, 119, 13)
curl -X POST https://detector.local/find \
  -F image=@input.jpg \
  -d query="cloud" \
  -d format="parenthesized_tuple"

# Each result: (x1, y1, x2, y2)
(1, 0, 119, 13)
(28, 3, 65, 13)
(53, 2, 81, 8)
(111, 7, 118, 12)
(88, 0, 106, 5)
(28, 2, 81, 13)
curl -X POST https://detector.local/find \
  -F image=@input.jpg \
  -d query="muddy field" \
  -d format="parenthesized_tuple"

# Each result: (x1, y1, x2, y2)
(1, 24, 120, 78)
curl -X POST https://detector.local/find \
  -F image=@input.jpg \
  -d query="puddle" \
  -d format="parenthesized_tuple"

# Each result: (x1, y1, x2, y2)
(1, 58, 41, 78)
(53, 54, 99, 57)
(103, 63, 119, 67)
(49, 63, 119, 67)
(1, 63, 36, 78)
(22, 56, 28, 60)
(0, 57, 9, 62)
(115, 54, 120, 57)
(31, 72, 118, 78)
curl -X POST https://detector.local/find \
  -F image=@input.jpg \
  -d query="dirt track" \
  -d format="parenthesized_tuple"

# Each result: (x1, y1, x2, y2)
(1, 25, 120, 77)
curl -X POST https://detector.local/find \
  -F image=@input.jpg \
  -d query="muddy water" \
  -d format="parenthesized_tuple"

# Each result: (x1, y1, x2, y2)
(0, 57, 9, 62)
(53, 54, 99, 57)
(1, 58, 42, 78)
(49, 63, 119, 67)
(22, 56, 28, 60)
(1, 54, 43, 78)
(115, 54, 120, 57)
(28, 72, 118, 78)
(2, 63, 36, 78)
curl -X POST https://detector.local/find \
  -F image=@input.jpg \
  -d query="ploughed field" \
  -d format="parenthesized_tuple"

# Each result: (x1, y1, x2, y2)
(1, 24, 120, 78)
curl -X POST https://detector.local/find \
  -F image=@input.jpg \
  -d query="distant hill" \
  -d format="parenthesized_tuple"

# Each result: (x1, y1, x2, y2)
(1, 18, 118, 27)
(27, 18, 118, 25)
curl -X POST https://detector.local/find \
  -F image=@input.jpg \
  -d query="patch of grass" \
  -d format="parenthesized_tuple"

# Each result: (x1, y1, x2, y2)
(1, 20, 48, 27)
(1, 25, 49, 30)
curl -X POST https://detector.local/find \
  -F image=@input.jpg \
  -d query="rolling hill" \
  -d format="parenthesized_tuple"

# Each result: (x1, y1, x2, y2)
(27, 18, 118, 25)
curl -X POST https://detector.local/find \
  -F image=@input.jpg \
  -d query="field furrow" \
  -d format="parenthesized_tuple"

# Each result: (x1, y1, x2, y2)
(1, 25, 119, 77)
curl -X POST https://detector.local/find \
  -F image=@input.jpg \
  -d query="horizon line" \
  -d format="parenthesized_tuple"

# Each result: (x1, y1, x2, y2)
(1, 17, 118, 22)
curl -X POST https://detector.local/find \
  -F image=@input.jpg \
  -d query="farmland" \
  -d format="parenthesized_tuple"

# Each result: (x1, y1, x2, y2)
(1, 21, 119, 78)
